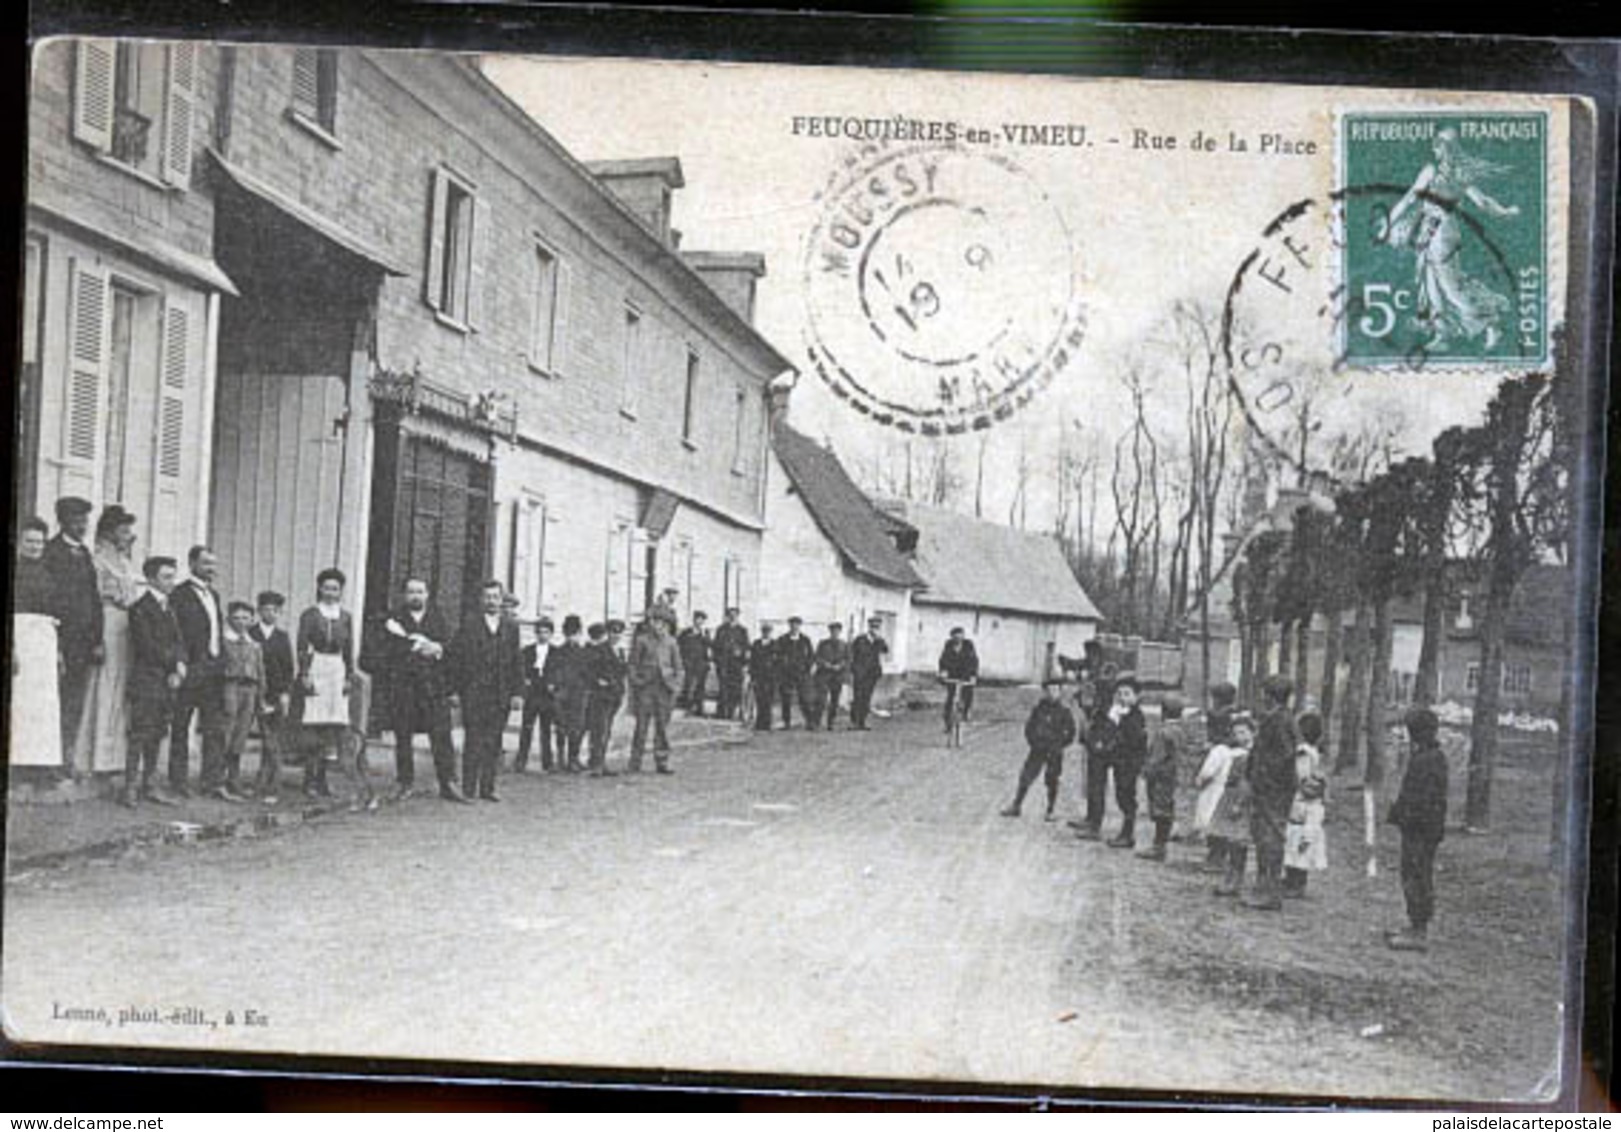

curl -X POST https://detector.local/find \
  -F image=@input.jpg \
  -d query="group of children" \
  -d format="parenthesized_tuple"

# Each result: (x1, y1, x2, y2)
(1003, 671, 1449, 951)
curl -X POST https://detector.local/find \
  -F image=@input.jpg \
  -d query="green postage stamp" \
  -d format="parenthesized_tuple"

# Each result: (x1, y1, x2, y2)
(1338, 110, 1547, 368)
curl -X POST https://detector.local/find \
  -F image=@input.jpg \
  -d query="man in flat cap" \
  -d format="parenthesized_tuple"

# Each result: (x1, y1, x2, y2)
(43, 496, 103, 775)
(773, 616, 815, 730)
(849, 616, 888, 731)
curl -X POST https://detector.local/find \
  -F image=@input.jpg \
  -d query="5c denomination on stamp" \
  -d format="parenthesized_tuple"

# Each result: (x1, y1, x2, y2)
(802, 142, 1086, 434)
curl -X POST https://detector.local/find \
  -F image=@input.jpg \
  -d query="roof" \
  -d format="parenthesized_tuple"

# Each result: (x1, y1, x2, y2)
(882, 501, 1103, 621)
(771, 426, 924, 590)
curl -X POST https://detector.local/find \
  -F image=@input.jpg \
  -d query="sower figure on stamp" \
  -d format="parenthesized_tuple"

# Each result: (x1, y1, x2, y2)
(812, 622, 850, 730)
(1387, 707, 1448, 952)
(451, 580, 523, 803)
(45, 496, 103, 778)
(1074, 672, 1146, 848)
(1000, 677, 1076, 821)
(1244, 674, 1300, 911)
(249, 591, 296, 805)
(628, 608, 684, 774)
(748, 624, 778, 732)
(516, 616, 558, 773)
(774, 616, 815, 730)
(547, 615, 591, 773)
(584, 621, 626, 776)
(677, 610, 712, 717)
(122, 556, 184, 809)
(712, 607, 750, 720)
(382, 578, 464, 803)
(849, 616, 888, 731)
(170, 545, 228, 800)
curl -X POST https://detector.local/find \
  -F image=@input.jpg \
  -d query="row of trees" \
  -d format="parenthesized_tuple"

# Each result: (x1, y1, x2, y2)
(1231, 346, 1573, 829)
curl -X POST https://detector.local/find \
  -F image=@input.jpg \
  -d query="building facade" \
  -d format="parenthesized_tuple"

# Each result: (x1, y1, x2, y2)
(24, 41, 789, 655)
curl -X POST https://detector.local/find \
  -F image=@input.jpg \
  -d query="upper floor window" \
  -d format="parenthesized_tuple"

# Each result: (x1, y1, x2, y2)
(528, 240, 572, 377)
(619, 305, 642, 417)
(289, 48, 339, 142)
(423, 166, 484, 330)
(681, 350, 700, 446)
(73, 39, 197, 189)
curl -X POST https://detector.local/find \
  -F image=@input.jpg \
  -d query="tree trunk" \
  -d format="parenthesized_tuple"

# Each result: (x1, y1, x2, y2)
(1238, 623, 1254, 709)
(1277, 617, 1294, 681)
(1414, 570, 1447, 706)
(1293, 615, 1311, 709)
(1466, 582, 1511, 829)
(1365, 597, 1394, 789)
(1319, 609, 1343, 761)
(1337, 602, 1371, 774)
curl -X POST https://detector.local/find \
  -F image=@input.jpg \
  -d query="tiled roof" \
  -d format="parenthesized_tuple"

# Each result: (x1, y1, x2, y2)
(772, 426, 925, 590)
(882, 501, 1103, 621)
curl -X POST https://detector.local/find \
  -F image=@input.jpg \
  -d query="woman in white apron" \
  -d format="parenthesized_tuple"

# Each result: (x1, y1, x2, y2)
(84, 506, 145, 775)
(295, 568, 372, 808)
(11, 518, 63, 775)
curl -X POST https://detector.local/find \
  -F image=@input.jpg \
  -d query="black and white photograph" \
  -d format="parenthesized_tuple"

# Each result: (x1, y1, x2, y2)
(2, 17, 1612, 1107)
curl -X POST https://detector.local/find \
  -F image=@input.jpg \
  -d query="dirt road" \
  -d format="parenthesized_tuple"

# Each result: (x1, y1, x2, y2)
(2, 691, 1566, 1101)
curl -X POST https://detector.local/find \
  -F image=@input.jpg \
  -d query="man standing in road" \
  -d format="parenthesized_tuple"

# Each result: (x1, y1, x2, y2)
(584, 621, 626, 776)
(812, 622, 851, 731)
(383, 578, 465, 803)
(712, 607, 750, 721)
(44, 496, 102, 776)
(1245, 674, 1299, 911)
(774, 616, 815, 730)
(451, 580, 523, 802)
(547, 615, 591, 772)
(748, 623, 778, 732)
(122, 556, 184, 808)
(677, 610, 713, 717)
(628, 608, 684, 774)
(516, 617, 558, 773)
(170, 545, 229, 799)
(849, 616, 888, 731)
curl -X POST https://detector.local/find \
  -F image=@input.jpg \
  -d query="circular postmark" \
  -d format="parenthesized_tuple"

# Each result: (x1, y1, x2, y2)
(1220, 184, 1539, 488)
(802, 142, 1086, 435)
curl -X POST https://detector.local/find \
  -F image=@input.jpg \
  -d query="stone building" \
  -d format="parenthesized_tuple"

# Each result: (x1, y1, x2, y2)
(24, 40, 790, 645)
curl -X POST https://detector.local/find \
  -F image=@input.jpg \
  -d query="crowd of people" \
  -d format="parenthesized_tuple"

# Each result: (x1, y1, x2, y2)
(1000, 664, 1450, 953)
(9, 496, 931, 812)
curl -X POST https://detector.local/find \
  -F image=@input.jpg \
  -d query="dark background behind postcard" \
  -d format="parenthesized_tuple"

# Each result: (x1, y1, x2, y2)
(5, 0, 1617, 1112)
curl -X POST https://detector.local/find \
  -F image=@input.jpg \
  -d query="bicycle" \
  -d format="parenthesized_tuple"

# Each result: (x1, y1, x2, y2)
(941, 676, 975, 749)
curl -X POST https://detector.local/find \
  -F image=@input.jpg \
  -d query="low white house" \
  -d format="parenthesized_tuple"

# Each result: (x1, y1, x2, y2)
(757, 425, 924, 673)
(882, 502, 1103, 683)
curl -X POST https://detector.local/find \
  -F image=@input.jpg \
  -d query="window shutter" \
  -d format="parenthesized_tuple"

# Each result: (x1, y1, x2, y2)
(511, 499, 533, 614)
(541, 509, 561, 613)
(630, 528, 651, 616)
(424, 168, 448, 311)
(157, 296, 190, 479)
(64, 261, 109, 472)
(466, 194, 489, 331)
(551, 259, 573, 377)
(72, 39, 116, 152)
(161, 43, 198, 188)
(291, 48, 319, 117)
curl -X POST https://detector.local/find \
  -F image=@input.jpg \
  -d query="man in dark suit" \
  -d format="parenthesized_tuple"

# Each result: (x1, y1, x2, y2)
(43, 496, 102, 776)
(748, 624, 777, 732)
(384, 578, 464, 802)
(584, 621, 627, 776)
(937, 626, 980, 733)
(169, 545, 229, 798)
(249, 591, 297, 803)
(547, 615, 591, 772)
(849, 616, 889, 731)
(122, 556, 184, 808)
(712, 607, 750, 720)
(812, 622, 851, 730)
(516, 617, 559, 773)
(774, 616, 815, 730)
(451, 580, 523, 802)
(676, 610, 712, 717)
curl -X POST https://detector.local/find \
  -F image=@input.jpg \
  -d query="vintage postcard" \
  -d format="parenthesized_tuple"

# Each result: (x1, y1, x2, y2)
(3, 32, 1607, 1105)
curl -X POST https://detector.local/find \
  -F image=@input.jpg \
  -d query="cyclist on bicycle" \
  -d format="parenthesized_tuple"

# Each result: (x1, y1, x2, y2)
(937, 626, 980, 734)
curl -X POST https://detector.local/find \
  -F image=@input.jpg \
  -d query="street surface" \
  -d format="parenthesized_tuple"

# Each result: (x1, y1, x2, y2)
(3, 691, 1561, 1100)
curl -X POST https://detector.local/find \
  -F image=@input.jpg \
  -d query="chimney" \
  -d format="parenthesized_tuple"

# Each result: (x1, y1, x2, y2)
(586, 157, 685, 243)
(683, 251, 767, 325)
